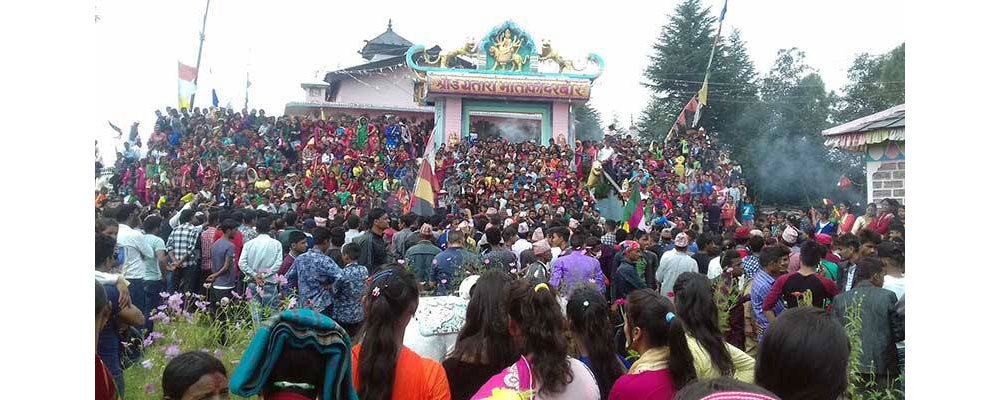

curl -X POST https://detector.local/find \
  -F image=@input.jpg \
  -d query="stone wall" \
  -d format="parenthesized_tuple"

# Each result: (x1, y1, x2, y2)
(867, 159, 905, 205)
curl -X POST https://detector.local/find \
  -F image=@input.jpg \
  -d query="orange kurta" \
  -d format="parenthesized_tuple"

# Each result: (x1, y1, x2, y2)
(351, 344, 450, 400)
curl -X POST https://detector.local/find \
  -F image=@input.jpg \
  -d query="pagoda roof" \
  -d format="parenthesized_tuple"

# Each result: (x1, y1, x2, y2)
(325, 45, 475, 85)
(360, 19, 414, 61)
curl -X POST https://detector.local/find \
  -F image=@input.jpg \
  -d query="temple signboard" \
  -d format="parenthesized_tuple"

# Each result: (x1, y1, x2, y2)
(426, 72, 591, 101)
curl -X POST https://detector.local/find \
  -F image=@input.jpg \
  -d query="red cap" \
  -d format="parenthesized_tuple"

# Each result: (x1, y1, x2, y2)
(734, 226, 751, 240)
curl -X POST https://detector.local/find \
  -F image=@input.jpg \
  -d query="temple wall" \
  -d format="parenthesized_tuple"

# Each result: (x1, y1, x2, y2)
(334, 68, 420, 109)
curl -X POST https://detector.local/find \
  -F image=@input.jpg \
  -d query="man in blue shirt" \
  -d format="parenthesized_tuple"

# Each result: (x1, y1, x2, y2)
(740, 200, 756, 225)
(750, 246, 790, 341)
(292, 227, 343, 316)
(96, 233, 144, 397)
(432, 229, 477, 295)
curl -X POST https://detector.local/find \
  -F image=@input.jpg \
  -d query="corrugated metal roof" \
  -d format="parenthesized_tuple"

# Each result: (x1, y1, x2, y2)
(822, 104, 905, 136)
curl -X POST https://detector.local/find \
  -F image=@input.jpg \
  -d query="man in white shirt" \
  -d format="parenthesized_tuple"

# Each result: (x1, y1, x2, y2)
(343, 215, 363, 249)
(877, 241, 905, 302)
(511, 222, 533, 268)
(115, 205, 154, 319)
(239, 216, 283, 326)
(656, 233, 698, 301)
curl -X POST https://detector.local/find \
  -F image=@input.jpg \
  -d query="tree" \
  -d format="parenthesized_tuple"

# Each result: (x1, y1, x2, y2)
(832, 43, 905, 123)
(639, 0, 758, 142)
(742, 48, 864, 205)
(573, 102, 603, 141)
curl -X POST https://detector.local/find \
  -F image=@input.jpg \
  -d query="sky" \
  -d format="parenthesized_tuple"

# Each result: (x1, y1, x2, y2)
(95, 0, 904, 163)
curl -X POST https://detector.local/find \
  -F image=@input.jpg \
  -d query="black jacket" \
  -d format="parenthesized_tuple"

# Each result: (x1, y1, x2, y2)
(832, 281, 904, 376)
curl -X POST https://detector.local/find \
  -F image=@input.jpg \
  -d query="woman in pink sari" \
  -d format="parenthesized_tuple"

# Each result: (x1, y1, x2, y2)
(472, 281, 599, 400)
(608, 289, 696, 400)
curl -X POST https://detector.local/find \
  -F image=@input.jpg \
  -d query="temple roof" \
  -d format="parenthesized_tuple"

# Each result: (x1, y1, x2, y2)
(821, 104, 905, 151)
(360, 19, 413, 61)
(325, 45, 475, 85)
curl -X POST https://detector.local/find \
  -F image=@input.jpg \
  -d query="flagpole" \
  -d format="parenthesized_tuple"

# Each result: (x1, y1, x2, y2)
(189, 0, 211, 108)
(704, 2, 726, 81)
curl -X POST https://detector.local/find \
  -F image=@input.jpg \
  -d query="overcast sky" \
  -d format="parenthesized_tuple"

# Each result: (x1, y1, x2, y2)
(95, 0, 904, 162)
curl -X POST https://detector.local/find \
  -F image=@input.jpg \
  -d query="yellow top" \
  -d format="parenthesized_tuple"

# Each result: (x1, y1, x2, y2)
(685, 334, 755, 383)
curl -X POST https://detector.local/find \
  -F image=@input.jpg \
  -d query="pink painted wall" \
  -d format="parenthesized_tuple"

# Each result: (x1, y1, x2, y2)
(552, 102, 570, 146)
(334, 68, 420, 109)
(444, 97, 463, 147)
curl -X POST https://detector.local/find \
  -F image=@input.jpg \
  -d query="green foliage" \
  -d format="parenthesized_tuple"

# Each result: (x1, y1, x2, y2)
(635, 0, 892, 206)
(844, 293, 905, 399)
(573, 102, 604, 141)
(832, 43, 905, 124)
(639, 0, 757, 142)
(123, 291, 282, 399)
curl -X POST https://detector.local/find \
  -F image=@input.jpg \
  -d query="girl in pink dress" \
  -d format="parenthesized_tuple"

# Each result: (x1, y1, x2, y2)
(608, 289, 696, 400)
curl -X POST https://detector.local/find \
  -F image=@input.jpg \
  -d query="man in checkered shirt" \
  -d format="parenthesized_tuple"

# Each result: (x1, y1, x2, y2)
(166, 209, 203, 294)
(600, 219, 618, 246)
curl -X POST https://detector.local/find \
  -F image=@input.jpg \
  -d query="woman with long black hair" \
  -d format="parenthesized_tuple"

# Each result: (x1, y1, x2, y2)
(608, 288, 696, 399)
(472, 280, 599, 399)
(566, 287, 626, 400)
(443, 270, 519, 400)
(351, 265, 450, 400)
(673, 272, 756, 382)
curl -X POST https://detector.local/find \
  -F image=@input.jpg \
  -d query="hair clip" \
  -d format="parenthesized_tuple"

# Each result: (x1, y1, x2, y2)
(534, 283, 549, 293)
(273, 381, 316, 390)
(368, 269, 395, 286)
(371, 286, 381, 298)
(665, 312, 675, 322)
(582, 300, 590, 308)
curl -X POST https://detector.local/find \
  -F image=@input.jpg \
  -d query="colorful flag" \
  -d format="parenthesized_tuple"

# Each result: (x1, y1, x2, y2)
(837, 175, 853, 189)
(409, 124, 440, 217)
(622, 181, 644, 233)
(822, 198, 833, 206)
(667, 94, 702, 138)
(178, 61, 198, 109)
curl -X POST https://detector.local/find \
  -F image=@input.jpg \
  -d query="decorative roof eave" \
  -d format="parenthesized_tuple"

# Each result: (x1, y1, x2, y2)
(822, 104, 905, 136)
(284, 101, 434, 114)
(405, 44, 604, 81)
(823, 127, 905, 151)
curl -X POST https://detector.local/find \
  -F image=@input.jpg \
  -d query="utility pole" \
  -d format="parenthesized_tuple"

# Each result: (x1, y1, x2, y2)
(189, 0, 211, 108)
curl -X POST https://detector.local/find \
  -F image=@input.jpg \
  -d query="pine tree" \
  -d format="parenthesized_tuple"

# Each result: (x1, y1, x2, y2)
(573, 102, 604, 141)
(639, 0, 758, 143)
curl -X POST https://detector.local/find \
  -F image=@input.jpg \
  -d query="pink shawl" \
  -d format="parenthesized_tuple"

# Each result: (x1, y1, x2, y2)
(471, 356, 532, 399)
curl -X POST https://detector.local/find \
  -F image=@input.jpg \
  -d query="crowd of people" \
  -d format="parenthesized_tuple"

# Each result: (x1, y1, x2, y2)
(95, 105, 905, 400)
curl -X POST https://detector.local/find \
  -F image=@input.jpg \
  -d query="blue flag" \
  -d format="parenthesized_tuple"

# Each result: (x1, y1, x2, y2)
(719, 0, 728, 22)
(211, 89, 219, 107)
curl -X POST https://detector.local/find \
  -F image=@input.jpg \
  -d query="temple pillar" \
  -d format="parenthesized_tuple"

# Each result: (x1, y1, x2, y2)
(552, 102, 570, 147)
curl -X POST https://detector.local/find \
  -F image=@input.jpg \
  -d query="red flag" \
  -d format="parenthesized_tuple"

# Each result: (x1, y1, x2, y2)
(837, 175, 852, 190)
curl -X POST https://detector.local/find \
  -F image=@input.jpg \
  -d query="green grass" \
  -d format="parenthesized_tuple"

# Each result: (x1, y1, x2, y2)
(122, 291, 267, 399)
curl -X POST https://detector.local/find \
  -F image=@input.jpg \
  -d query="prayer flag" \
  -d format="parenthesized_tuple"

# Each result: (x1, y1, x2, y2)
(719, 0, 728, 23)
(666, 94, 702, 138)
(409, 123, 439, 217)
(178, 61, 198, 109)
(622, 181, 644, 233)
(822, 198, 833, 206)
(837, 175, 852, 189)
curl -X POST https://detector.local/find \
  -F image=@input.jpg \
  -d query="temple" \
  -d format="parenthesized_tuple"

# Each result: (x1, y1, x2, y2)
(286, 20, 603, 148)
(821, 104, 905, 204)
